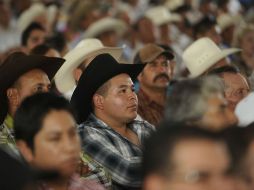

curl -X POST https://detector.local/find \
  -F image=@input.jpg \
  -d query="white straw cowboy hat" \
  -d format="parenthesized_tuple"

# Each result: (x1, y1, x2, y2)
(217, 13, 237, 32)
(54, 38, 123, 94)
(83, 17, 127, 38)
(183, 37, 241, 77)
(165, 0, 185, 11)
(145, 6, 181, 26)
(18, 3, 47, 32)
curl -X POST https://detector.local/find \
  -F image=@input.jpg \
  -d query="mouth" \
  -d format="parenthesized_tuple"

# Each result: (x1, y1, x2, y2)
(127, 104, 137, 110)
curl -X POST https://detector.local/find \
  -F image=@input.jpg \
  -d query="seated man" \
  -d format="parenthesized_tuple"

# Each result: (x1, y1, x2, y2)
(143, 124, 235, 190)
(71, 54, 155, 190)
(209, 66, 250, 111)
(14, 93, 104, 190)
(165, 76, 237, 130)
(0, 52, 64, 152)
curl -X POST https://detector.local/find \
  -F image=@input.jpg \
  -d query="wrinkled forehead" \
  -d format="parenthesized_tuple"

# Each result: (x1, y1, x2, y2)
(15, 69, 49, 85)
(222, 72, 249, 89)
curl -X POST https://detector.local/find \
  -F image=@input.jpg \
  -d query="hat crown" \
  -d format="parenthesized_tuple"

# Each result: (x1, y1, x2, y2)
(145, 6, 181, 26)
(139, 44, 164, 62)
(183, 37, 241, 77)
(75, 38, 104, 50)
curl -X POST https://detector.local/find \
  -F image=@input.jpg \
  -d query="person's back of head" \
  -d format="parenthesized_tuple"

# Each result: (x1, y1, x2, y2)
(142, 123, 233, 190)
(165, 76, 223, 123)
(14, 92, 76, 150)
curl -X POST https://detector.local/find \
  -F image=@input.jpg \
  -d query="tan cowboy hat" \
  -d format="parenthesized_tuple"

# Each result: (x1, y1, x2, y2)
(145, 6, 182, 26)
(183, 37, 241, 77)
(83, 17, 127, 39)
(54, 38, 123, 94)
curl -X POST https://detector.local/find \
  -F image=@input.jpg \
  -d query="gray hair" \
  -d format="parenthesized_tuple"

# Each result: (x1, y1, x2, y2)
(165, 76, 224, 123)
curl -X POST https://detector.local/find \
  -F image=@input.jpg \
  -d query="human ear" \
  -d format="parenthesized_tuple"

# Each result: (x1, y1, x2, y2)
(16, 140, 34, 163)
(73, 68, 83, 83)
(93, 94, 104, 110)
(6, 88, 19, 107)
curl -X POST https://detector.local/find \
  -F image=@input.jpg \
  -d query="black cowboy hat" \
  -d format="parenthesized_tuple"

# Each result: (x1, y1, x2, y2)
(0, 52, 65, 124)
(70, 53, 145, 124)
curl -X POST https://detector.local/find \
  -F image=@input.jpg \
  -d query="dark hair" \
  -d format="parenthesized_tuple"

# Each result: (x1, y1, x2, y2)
(21, 22, 45, 46)
(193, 16, 217, 39)
(14, 93, 76, 150)
(30, 43, 53, 55)
(45, 32, 67, 54)
(208, 65, 239, 76)
(222, 124, 254, 178)
(142, 123, 222, 178)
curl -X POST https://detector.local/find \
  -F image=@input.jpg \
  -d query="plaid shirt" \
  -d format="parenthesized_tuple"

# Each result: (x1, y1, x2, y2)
(137, 88, 165, 126)
(38, 174, 105, 190)
(80, 152, 112, 189)
(0, 115, 17, 153)
(78, 114, 155, 190)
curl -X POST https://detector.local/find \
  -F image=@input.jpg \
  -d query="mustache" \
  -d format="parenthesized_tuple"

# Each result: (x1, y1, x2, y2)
(153, 73, 170, 82)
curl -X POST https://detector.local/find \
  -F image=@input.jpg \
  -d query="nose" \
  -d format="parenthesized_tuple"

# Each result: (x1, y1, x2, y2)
(226, 107, 238, 125)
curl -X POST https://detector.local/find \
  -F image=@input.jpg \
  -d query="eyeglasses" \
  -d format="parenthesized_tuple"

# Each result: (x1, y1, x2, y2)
(167, 169, 233, 184)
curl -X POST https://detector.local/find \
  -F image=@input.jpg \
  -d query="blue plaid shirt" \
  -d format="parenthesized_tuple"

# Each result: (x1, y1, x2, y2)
(78, 114, 155, 190)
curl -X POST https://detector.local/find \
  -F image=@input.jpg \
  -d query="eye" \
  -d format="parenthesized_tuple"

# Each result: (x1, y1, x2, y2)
(35, 85, 44, 93)
(120, 89, 127, 93)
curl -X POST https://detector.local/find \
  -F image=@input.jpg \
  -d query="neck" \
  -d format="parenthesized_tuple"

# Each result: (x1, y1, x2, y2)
(8, 105, 17, 118)
(95, 112, 129, 135)
(45, 177, 70, 190)
(140, 85, 167, 106)
(241, 52, 254, 69)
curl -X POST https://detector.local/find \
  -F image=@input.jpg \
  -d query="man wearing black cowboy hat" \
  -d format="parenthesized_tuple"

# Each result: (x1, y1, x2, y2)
(71, 53, 155, 190)
(0, 52, 64, 152)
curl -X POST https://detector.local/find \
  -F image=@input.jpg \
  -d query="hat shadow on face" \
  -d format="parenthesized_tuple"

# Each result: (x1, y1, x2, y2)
(0, 52, 65, 124)
(70, 53, 145, 124)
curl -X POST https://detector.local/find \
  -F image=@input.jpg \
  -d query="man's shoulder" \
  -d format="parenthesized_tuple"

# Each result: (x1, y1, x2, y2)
(131, 119, 156, 132)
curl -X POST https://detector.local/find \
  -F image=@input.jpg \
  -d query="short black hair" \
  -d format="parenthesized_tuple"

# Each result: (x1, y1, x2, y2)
(30, 43, 52, 55)
(208, 65, 239, 76)
(14, 93, 76, 150)
(142, 122, 222, 178)
(21, 22, 45, 46)
(45, 32, 67, 54)
(193, 16, 217, 39)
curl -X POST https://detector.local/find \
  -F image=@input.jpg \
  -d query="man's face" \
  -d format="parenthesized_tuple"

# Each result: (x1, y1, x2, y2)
(138, 18, 156, 43)
(138, 54, 174, 90)
(222, 72, 250, 111)
(31, 110, 81, 177)
(204, 27, 222, 45)
(15, 69, 51, 104)
(101, 73, 138, 123)
(162, 139, 234, 190)
(199, 93, 238, 130)
(26, 29, 46, 51)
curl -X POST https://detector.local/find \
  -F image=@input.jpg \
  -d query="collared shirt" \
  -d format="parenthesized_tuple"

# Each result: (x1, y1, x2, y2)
(78, 114, 155, 190)
(0, 115, 16, 148)
(80, 152, 112, 189)
(137, 88, 165, 126)
(38, 174, 105, 190)
(0, 115, 20, 157)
